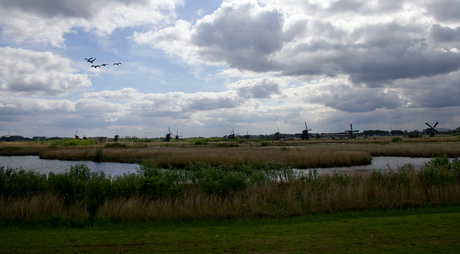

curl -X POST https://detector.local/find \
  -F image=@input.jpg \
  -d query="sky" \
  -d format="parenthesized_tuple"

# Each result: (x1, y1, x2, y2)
(1, 0, 460, 138)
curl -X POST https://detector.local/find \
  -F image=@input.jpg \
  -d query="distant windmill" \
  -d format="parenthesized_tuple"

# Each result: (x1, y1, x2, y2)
(228, 129, 236, 140)
(302, 122, 312, 140)
(425, 122, 440, 137)
(175, 130, 183, 140)
(345, 124, 359, 139)
(274, 127, 280, 141)
(83, 133, 87, 140)
(165, 127, 172, 142)
(245, 131, 250, 140)
(114, 130, 119, 142)
(74, 131, 80, 140)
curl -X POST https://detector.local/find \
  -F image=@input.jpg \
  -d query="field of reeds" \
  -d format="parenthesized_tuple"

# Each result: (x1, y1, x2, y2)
(2, 137, 460, 168)
(1, 156, 459, 225)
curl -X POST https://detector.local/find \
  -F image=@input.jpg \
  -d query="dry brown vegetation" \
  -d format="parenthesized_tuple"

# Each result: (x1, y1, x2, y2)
(2, 137, 460, 169)
(36, 141, 460, 168)
(2, 169, 459, 222)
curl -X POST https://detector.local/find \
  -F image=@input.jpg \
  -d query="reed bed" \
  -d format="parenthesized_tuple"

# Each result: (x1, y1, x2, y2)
(1, 157, 459, 224)
(36, 141, 460, 168)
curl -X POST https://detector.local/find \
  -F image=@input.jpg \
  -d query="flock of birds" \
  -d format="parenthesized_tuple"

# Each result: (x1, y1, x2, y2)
(85, 57, 122, 69)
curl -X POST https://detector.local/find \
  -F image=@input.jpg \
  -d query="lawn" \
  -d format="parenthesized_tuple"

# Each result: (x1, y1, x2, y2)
(1, 206, 459, 253)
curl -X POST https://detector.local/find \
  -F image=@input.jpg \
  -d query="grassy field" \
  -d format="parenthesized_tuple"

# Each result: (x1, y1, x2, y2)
(1, 206, 459, 253)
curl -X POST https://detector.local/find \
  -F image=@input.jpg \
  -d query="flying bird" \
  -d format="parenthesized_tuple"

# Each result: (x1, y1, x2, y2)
(113, 62, 122, 65)
(100, 64, 108, 66)
(88, 58, 96, 63)
(85, 57, 94, 63)
(91, 65, 100, 68)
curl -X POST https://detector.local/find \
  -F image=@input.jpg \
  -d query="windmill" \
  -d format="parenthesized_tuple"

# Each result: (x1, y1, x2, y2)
(345, 124, 359, 139)
(425, 122, 440, 137)
(302, 122, 312, 140)
(175, 130, 183, 140)
(114, 130, 119, 142)
(274, 127, 280, 141)
(245, 131, 250, 140)
(74, 131, 80, 140)
(228, 129, 236, 140)
(83, 133, 87, 140)
(165, 127, 172, 142)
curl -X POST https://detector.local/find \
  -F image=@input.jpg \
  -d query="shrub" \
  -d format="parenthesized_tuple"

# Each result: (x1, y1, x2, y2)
(0, 166, 48, 196)
(391, 137, 403, 143)
(418, 155, 460, 186)
(104, 143, 127, 148)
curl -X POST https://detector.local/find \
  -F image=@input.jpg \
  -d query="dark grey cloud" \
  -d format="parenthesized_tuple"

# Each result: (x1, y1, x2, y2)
(400, 72, 460, 108)
(282, 22, 460, 86)
(231, 78, 284, 99)
(310, 85, 403, 112)
(0, 0, 150, 19)
(426, 0, 460, 23)
(430, 24, 460, 42)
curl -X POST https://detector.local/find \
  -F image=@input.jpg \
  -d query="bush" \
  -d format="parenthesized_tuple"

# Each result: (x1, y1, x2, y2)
(61, 140, 93, 146)
(104, 143, 127, 148)
(391, 137, 403, 143)
(418, 155, 460, 186)
(0, 166, 48, 196)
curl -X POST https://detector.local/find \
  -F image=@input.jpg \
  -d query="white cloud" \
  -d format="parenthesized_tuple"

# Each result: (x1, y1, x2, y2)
(0, 0, 184, 47)
(0, 47, 91, 96)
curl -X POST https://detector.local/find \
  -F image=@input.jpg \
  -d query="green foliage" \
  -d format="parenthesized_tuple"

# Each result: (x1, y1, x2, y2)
(104, 143, 128, 148)
(370, 164, 414, 188)
(300, 169, 351, 189)
(391, 137, 403, 143)
(260, 141, 269, 147)
(137, 160, 189, 198)
(60, 140, 93, 146)
(215, 143, 239, 147)
(0, 166, 48, 196)
(418, 155, 460, 186)
(193, 139, 208, 145)
(280, 146, 289, 151)
(93, 149, 104, 162)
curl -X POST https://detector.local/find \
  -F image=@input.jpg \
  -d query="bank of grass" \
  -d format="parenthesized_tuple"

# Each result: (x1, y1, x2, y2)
(1, 206, 459, 253)
(1, 156, 460, 225)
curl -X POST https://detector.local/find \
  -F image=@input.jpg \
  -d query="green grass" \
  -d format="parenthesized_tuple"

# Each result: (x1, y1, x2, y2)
(1, 206, 459, 253)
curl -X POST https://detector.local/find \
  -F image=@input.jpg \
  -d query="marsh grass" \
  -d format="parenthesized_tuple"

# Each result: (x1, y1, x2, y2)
(1, 157, 460, 224)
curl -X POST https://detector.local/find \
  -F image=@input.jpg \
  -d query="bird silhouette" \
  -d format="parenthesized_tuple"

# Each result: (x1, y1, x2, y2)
(91, 65, 100, 68)
(100, 64, 108, 66)
(85, 57, 94, 63)
(113, 62, 122, 65)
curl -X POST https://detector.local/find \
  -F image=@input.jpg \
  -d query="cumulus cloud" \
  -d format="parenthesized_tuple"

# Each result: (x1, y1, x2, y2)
(310, 84, 404, 112)
(136, 0, 460, 87)
(0, 47, 91, 96)
(0, 0, 183, 47)
(228, 77, 286, 99)
(426, 0, 460, 23)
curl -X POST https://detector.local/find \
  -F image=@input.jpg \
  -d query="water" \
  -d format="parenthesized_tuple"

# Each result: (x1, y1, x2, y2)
(0, 155, 436, 176)
(0, 156, 139, 176)
(300, 156, 434, 175)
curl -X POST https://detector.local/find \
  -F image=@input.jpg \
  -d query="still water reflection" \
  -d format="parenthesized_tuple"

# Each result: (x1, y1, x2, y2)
(0, 156, 435, 177)
(0, 156, 139, 176)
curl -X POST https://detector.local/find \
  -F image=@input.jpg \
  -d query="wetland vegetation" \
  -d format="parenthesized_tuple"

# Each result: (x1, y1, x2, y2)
(1, 155, 459, 225)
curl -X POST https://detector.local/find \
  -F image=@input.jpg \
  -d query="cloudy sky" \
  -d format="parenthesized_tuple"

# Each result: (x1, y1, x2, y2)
(1, 0, 460, 138)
